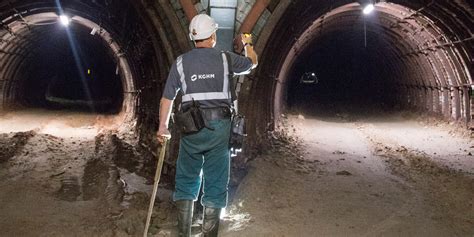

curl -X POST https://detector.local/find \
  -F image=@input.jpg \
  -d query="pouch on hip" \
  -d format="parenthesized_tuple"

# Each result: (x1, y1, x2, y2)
(174, 101, 206, 135)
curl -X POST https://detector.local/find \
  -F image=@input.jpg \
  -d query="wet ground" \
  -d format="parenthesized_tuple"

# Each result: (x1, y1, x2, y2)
(220, 112, 474, 237)
(0, 109, 168, 236)
(0, 108, 473, 237)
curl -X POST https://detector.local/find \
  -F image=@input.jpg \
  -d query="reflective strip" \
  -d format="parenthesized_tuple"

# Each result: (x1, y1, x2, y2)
(221, 53, 229, 93)
(177, 56, 186, 94)
(183, 92, 230, 102)
(181, 52, 230, 102)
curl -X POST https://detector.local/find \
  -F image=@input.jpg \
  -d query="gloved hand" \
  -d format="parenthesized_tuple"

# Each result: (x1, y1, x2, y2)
(241, 33, 253, 46)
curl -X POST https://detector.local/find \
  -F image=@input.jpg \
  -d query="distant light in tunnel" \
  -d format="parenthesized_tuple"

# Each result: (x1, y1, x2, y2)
(363, 4, 375, 15)
(59, 15, 71, 26)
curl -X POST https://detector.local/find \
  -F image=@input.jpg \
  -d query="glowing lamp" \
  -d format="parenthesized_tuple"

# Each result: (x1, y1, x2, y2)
(363, 4, 375, 15)
(59, 15, 71, 26)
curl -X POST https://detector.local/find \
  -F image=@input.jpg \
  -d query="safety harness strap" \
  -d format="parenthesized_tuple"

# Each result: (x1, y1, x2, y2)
(177, 56, 187, 94)
(223, 52, 237, 102)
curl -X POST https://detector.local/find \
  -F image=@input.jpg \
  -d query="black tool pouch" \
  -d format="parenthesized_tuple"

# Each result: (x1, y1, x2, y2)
(174, 102, 206, 135)
(229, 114, 247, 156)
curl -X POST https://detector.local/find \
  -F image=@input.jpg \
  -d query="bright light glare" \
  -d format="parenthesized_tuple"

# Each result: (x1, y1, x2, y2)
(59, 15, 71, 26)
(363, 4, 375, 15)
(220, 208, 227, 219)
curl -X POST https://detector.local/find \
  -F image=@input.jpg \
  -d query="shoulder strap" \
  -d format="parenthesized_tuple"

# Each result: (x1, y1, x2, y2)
(223, 52, 237, 102)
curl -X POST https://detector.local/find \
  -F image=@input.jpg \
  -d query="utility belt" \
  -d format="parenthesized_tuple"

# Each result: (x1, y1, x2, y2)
(201, 107, 232, 121)
(174, 101, 246, 154)
(174, 101, 231, 135)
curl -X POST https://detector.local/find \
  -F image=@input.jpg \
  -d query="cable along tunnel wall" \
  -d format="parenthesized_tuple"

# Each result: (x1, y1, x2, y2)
(251, 0, 473, 137)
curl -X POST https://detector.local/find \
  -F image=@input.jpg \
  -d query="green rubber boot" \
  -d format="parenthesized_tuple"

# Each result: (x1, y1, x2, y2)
(202, 207, 221, 237)
(176, 200, 194, 237)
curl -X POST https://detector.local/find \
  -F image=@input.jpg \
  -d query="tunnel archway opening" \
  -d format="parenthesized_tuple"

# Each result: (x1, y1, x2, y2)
(1, 10, 138, 132)
(19, 22, 124, 114)
(267, 2, 472, 126)
(287, 27, 399, 119)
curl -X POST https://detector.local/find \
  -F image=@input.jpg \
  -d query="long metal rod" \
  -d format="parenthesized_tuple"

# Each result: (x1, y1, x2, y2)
(143, 138, 169, 237)
(364, 18, 367, 48)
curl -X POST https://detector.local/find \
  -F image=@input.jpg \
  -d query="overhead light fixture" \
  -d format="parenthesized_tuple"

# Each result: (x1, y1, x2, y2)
(59, 15, 71, 26)
(363, 4, 375, 15)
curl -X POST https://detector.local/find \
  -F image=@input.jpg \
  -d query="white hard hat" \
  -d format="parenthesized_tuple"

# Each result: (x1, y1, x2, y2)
(189, 14, 218, 41)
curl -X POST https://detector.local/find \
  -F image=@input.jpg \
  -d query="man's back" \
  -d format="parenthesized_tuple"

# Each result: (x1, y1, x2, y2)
(164, 47, 252, 109)
(180, 48, 228, 108)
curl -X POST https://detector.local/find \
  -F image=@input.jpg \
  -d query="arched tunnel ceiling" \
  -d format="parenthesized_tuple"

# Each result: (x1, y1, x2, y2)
(0, 0, 187, 128)
(1, 11, 135, 115)
(292, 3, 468, 87)
(248, 0, 473, 135)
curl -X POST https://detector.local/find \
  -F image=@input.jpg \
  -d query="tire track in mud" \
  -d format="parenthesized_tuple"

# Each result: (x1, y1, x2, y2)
(358, 126, 474, 235)
(82, 134, 126, 207)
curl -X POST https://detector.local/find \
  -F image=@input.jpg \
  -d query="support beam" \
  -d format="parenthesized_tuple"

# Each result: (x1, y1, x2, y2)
(462, 87, 470, 123)
(443, 89, 450, 118)
(454, 88, 462, 120)
(233, 0, 271, 52)
(179, 0, 198, 21)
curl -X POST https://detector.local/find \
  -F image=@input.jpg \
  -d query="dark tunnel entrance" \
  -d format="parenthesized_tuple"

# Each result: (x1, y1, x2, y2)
(0, 11, 138, 120)
(287, 25, 398, 118)
(21, 23, 123, 113)
(271, 2, 473, 124)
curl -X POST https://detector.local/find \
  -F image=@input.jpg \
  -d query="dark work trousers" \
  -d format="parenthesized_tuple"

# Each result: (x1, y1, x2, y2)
(173, 119, 231, 208)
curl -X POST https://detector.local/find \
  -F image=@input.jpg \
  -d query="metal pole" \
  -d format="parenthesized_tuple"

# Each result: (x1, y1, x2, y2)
(364, 18, 367, 48)
(143, 138, 169, 237)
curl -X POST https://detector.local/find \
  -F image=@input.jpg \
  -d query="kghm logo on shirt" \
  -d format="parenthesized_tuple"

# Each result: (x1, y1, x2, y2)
(190, 74, 215, 82)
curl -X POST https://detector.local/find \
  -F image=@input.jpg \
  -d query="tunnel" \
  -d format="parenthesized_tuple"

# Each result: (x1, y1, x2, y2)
(0, 0, 173, 128)
(248, 0, 473, 137)
(0, 0, 472, 236)
(6, 20, 123, 113)
(286, 24, 400, 117)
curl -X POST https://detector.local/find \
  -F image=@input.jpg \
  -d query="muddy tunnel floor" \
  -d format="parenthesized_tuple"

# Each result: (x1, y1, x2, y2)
(221, 111, 474, 237)
(0, 108, 473, 237)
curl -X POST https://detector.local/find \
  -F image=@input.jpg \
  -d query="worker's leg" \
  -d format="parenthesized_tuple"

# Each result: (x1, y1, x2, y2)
(201, 119, 231, 208)
(174, 139, 204, 202)
(201, 119, 231, 237)
(174, 137, 204, 237)
(176, 200, 193, 237)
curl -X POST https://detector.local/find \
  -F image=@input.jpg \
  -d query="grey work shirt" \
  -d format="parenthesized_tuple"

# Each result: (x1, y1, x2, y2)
(163, 48, 252, 109)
